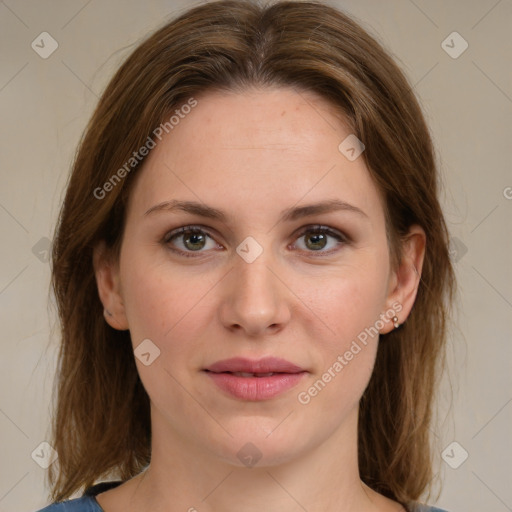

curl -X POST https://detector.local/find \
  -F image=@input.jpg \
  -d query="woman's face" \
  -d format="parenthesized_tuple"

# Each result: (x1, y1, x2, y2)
(97, 87, 422, 468)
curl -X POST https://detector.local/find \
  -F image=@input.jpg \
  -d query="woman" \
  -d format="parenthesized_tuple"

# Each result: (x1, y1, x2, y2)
(36, 1, 456, 511)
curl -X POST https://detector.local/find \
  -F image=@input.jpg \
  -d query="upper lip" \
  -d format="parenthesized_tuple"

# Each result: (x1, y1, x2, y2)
(204, 357, 306, 374)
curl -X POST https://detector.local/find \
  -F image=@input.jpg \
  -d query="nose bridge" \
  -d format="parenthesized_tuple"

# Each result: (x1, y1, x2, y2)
(220, 236, 290, 335)
(237, 248, 274, 297)
(234, 242, 279, 311)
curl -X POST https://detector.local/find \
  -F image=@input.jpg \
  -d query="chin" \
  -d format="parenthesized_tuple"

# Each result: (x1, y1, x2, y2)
(206, 421, 309, 469)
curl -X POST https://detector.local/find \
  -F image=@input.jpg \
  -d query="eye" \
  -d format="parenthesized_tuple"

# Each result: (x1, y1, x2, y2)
(164, 226, 220, 257)
(163, 224, 349, 258)
(292, 225, 348, 255)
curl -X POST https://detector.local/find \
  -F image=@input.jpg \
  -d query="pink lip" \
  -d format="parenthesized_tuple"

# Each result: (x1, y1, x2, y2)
(203, 357, 307, 401)
(204, 371, 307, 400)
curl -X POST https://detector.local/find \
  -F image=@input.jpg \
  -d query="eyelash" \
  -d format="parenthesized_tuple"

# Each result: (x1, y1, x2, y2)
(162, 225, 350, 258)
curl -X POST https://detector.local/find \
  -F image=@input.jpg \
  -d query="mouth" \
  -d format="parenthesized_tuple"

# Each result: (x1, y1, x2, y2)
(202, 357, 308, 401)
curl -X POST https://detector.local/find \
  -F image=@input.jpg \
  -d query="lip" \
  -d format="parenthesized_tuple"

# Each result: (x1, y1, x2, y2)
(204, 371, 307, 400)
(203, 357, 307, 401)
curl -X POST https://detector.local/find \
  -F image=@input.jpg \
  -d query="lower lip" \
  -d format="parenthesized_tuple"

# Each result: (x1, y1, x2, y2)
(204, 371, 307, 400)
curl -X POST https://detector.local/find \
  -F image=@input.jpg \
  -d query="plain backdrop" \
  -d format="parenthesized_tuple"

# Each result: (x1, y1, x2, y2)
(0, 1, 511, 511)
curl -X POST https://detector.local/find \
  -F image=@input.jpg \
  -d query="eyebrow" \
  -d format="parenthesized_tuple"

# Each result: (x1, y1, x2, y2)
(144, 199, 368, 222)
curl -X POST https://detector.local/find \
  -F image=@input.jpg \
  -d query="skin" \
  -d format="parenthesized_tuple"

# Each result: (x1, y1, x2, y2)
(93, 87, 425, 512)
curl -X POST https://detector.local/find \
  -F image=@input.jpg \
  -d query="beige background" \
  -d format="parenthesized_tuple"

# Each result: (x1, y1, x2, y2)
(1, 0, 511, 510)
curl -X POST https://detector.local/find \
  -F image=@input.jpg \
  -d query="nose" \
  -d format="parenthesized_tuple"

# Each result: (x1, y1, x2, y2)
(218, 247, 292, 337)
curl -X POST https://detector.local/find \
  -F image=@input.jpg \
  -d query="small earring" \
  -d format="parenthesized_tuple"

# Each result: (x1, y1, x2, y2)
(392, 316, 399, 329)
(104, 309, 113, 317)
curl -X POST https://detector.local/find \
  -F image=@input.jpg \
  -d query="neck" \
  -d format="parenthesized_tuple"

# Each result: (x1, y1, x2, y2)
(128, 405, 391, 512)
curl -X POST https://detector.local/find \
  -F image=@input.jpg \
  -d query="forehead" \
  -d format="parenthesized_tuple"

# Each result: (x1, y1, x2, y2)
(126, 87, 385, 225)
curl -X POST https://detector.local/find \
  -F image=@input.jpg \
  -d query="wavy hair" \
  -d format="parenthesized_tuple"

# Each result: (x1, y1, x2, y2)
(47, 0, 456, 508)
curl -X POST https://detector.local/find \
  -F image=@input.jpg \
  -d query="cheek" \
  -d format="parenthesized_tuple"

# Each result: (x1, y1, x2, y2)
(294, 277, 383, 420)
(307, 259, 388, 345)
(296, 254, 389, 391)
(119, 248, 218, 347)
(119, 252, 217, 409)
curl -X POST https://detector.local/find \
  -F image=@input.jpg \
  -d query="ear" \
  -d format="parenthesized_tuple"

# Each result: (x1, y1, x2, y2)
(379, 224, 426, 334)
(93, 240, 129, 330)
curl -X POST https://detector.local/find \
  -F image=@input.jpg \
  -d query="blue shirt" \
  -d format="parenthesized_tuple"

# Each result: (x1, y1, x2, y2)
(35, 481, 450, 511)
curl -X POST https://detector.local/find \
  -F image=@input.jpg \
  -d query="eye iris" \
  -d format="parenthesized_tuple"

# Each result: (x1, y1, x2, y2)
(305, 232, 327, 250)
(183, 231, 206, 251)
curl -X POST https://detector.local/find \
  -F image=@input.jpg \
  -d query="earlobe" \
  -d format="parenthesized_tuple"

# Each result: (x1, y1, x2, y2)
(93, 241, 129, 331)
(379, 225, 426, 335)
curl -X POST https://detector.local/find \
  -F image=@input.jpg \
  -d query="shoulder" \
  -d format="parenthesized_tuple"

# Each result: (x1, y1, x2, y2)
(34, 481, 124, 512)
(33, 495, 100, 512)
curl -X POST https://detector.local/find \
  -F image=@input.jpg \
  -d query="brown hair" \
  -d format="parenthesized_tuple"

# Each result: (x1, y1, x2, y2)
(48, 0, 456, 508)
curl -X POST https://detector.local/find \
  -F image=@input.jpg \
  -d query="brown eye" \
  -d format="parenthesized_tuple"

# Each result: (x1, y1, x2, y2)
(181, 231, 207, 251)
(304, 232, 328, 250)
(164, 226, 218, 256)
(293, 226, 348, 255)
